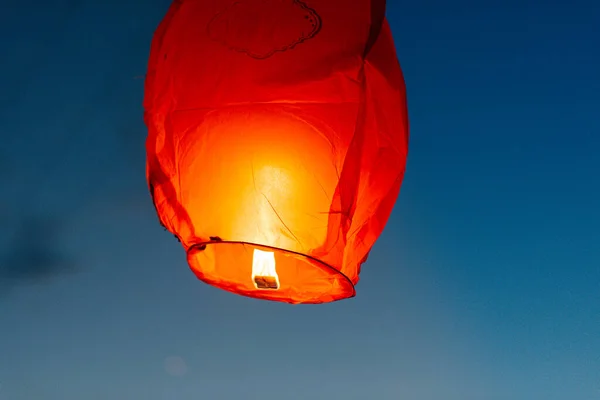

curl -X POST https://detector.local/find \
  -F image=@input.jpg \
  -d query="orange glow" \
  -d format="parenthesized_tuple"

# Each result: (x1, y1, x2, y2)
(144, 0, 409, 304)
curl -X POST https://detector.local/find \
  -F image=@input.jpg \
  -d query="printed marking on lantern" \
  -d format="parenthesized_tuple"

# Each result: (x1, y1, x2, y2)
(252, 249, 280, 290)
(207, 0, 322, 59)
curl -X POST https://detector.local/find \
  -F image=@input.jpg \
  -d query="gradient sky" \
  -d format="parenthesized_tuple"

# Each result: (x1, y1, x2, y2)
(1, 1, 599, 399)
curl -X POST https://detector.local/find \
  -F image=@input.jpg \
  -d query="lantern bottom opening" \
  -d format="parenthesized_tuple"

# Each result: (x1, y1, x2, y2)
(187, 241, 355, 304)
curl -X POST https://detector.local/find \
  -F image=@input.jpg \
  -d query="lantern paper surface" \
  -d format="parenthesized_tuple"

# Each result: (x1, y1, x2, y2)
(144, 0, 409, 304)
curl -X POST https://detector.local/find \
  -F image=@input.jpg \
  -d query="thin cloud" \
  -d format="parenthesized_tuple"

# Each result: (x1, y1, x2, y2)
(0, 216, 76, 294)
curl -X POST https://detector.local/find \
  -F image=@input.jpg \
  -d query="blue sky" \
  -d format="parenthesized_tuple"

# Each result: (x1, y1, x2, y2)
(1, 1, 599, 399)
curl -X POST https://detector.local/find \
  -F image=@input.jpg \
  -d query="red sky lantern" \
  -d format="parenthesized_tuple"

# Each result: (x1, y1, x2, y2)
(144, 0, 409, 304)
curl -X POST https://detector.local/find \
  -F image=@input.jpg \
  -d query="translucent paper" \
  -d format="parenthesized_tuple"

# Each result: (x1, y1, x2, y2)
(144, 0, 409, 304)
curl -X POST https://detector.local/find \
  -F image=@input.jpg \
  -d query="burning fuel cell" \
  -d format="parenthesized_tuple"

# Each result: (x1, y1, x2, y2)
(252, 249, 280, 289)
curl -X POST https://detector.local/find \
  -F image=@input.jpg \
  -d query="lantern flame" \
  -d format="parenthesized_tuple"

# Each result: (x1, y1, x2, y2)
(252, 249, 280, 290)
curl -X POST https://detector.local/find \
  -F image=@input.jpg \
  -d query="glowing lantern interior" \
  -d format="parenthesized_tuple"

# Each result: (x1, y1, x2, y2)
(183, 107, 356, 303)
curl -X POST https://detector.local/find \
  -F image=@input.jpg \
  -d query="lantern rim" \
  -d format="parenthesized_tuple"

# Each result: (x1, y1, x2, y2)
(187, 241, 356, 304)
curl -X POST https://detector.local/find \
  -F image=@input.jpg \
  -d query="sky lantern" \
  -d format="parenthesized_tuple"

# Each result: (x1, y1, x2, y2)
(143, 0, 409, 304)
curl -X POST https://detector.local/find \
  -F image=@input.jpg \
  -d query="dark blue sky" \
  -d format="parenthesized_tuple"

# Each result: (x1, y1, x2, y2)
(1, 1, 599, 399)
